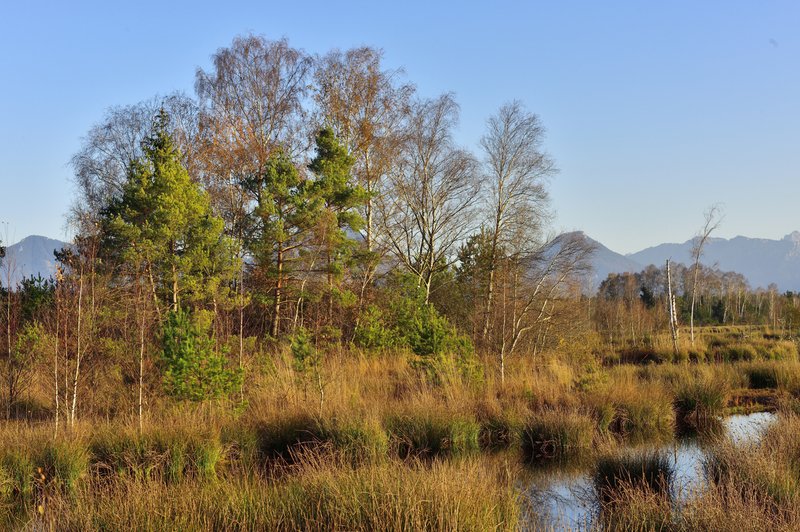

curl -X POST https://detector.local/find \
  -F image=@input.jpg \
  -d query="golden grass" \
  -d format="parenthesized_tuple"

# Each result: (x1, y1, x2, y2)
(0, 330, 798, 529)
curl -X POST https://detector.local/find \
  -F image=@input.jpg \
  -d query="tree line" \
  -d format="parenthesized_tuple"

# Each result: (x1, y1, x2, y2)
(4, 35, 796, 429)
(596, 262, 800, 348)
(0, 35, 593, 426)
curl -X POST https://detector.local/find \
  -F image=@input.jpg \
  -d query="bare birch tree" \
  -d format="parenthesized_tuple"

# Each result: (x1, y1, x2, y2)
(382, 94, 479, 303)
(495, 232, 593, 384)
(689, 205, 723, 345)
(70, 93, 200, 234)
(666, 259, 680, 356)
(479, 101, 554, 343)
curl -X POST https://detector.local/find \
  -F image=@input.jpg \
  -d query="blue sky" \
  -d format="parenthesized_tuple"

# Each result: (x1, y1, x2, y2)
(1, 1, 798, 253)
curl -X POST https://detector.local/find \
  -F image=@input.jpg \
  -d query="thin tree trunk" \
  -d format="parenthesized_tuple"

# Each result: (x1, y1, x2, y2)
(146, 263, 162, 319)
(482, 217, 502, 342)
(365, 154, 374, 254)
(239, 267, 245, 404)
(271, 246, 284, 338)
(5, 269, 11, 421)
(666, 260, 680, 357)
(172, 262, 179, 312)
(690, 264, 699, 345)
(499, 260, 509, 387)
(316, 368, 325, 416)
(70, 268, 84, 428)
(482, 262, 496, 341)
(54, 291, 60, 438)
(138, 284, 146, 434)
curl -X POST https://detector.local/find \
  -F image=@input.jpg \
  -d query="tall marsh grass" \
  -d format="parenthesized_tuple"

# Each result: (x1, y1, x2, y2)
(520, 409, 596, 463)
(28, 457, 520, 531)
(1, 334, 799, 529)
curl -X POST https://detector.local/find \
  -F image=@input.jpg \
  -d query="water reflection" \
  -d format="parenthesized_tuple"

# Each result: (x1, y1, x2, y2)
(523, 411, 776, 529)
(725, 411, 775, 444)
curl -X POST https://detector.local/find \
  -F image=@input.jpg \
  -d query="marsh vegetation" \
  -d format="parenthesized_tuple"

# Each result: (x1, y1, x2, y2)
(1, 33, 799, 530)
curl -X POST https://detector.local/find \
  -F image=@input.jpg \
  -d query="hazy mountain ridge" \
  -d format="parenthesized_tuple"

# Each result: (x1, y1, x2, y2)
(625, 232, 800, 291)
(3, 232, 799, 292)
(1, 235, 70, 287)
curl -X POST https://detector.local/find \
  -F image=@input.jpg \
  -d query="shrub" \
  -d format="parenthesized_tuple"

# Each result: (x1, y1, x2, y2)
(353, 305, 398, 350)
(405, 305, 480, 384)
(160, 309, 242, 402)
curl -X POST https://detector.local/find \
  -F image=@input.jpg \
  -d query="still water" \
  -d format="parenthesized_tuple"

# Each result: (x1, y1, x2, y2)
(521, 412, 776, 530)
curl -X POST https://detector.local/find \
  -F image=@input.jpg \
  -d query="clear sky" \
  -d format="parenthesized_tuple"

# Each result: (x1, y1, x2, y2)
(1, 1, 798, 253)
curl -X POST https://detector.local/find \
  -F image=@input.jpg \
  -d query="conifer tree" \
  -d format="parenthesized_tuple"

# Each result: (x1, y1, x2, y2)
(101, 109, 233, 314)
(243, 150, 321, 338)
(308, 127, 367, 321)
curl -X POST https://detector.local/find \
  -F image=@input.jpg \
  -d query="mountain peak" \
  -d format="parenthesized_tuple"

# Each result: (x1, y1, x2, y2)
(11, 234, 65, 247)
(2, 235, 70, 287)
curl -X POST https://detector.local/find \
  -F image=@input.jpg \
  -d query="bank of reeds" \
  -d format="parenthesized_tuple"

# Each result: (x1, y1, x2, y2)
(7, 455, 519, 531)
(0, 330, 798, 529)
(674, 414, 800, 530)
(674, 374, 729, 429)
(520, 409, 596, 463)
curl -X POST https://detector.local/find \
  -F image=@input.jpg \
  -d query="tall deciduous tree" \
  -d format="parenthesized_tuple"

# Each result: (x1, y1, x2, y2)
(383, 94, 479, 303)
(479, 101, 554, 343)
(195, 34, 312, 236)
(313, 47, 413, 259)
(196, 35, 312, 342)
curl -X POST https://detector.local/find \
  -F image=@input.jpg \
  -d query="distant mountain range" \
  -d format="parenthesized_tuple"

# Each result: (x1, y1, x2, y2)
(2, 232, 799, 292)
(1, 235, 69, 287)
(581, 231, 800, 292)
